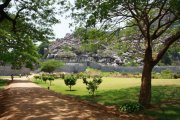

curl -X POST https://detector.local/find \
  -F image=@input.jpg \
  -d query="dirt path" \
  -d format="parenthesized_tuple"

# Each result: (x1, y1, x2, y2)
(0, 77, 155, 120)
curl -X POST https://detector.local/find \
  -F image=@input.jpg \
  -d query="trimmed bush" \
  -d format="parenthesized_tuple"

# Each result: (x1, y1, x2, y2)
(34, 75, 41, 80)
(59, 73, 65, 79)
(161, 69, 173, 79)
(152, 72, 161, 79)
(64, 75, 77, 91)
(42, 75, 49, 83)
(48, 76, 55, 86)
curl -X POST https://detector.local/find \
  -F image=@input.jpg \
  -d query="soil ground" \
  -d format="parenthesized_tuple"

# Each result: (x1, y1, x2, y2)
(0, 76, 155, 120)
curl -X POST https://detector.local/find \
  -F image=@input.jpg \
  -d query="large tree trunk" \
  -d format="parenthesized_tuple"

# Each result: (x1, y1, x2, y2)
(139, 46, 153, 107)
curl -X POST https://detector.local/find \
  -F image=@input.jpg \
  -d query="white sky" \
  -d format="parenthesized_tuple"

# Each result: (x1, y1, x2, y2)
(52, 0, 75, 39)
(52, 16, 74, 39)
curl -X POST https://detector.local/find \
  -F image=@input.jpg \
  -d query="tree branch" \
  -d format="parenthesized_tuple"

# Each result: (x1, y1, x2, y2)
(126, 2, 147, 38)
(0, 0, 11, 9)
(151, 16, 177, 40)
(0, 0, 12, 22)
(149, 0, 168, 25)
(152, 30, 180, 66)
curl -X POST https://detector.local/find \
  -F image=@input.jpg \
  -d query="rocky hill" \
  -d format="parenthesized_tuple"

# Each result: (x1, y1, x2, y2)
(45, 33, 143, 66)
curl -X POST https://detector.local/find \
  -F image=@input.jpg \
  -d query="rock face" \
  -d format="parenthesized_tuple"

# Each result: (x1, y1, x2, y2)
(45, 33, 143, 66)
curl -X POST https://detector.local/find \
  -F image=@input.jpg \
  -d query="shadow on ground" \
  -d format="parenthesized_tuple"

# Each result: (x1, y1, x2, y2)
(0, 78, 156, 120)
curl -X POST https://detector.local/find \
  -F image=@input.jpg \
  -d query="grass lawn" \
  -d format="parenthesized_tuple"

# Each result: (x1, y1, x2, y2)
(33, 77, 180, 120)
(0, 76, 19, 80)
(33, 77, 180, 95)
(0, 79, 8, 90)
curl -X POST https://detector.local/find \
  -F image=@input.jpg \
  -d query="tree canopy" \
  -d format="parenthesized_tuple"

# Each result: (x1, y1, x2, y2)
(0, 0, 64, 38)
(0, 19, 40, 69)
(41, 60, 64, 73)
(70, 0, 180, 107)
(0, 0, 64, 68)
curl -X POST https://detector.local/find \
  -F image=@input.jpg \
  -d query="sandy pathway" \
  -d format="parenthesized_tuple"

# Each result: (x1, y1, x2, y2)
(0, 77, 155, 120)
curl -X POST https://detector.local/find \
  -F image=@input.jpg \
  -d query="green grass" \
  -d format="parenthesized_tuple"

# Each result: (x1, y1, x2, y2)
(33, 77, 180, 95)
(0, 76, 19, 79)
(145, 104, 180, 120)
(33, 77, 180, 120)
(0, 79, 8, 90)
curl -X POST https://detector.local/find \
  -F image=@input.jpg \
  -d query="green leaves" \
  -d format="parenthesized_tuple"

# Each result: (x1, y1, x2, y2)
(0, 0, 65, 68)
(63, 74, 77, 91)
(170, 0, 180, 16)
(0, 20, 40, 69)
(83, 75, 102, 96)
(120, 102, 143, 113)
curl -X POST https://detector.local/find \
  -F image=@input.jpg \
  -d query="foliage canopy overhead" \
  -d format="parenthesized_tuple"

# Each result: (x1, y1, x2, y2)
(0, 0, 64, 68)
(70, 0, 180, 106)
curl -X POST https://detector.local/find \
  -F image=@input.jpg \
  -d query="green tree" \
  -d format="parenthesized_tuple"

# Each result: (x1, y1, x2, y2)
(38, 42, 49, 58)
(41, 60, 64, 73)
(0, 20, 40, 69)
(0, 0, 63, 35)
(71, 0, 180, 107)
(161, 42, 180, 65)
(161, 52, 172, 65)
(64, 75, 77, 91)
(0, 0, 65, 68)
(48, 75, 55, 86)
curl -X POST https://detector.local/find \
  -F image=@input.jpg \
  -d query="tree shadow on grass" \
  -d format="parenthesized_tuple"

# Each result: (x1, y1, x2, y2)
(145, 105, 180, 120)
(65, 90, 77, 91)
(78, 87, 140, 107)
(78, 85, 180, 120)
(0, 79, 8, 90)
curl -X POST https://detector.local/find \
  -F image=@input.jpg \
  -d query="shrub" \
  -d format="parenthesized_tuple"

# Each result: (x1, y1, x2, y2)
(83, 75, 102, 96)
(59, 73, 65, 79)
(161, 69, 173, 79)
(64, 75, 77, 91)
(41, 60, 64, 73)
(42, 75, 49, 83)
(48, 76, 55, 86)
(174, 72, 180, 79)
(100, 72, 111, 77)
(152, 72, 161, 79)
(76, 72, 84, 79)
(34, 75, 40, 80)
(51, 74, 59, 79)
(119, 102, 143, 113)
(121, 72, 128, 77)
(133, 72, 142, 78)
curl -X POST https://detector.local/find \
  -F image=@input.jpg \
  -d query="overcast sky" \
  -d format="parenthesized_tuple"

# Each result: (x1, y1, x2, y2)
(52, 16, 74, 39)
(52, 0, 75, 39)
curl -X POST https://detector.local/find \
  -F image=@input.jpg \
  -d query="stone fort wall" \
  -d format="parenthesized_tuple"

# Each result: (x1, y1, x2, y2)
(55, 62, 180, 73)
(1, 62, 179, 76)
(0, 66, 31, 76)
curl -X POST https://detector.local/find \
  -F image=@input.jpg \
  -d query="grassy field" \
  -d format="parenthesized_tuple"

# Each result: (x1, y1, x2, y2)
(0, 79, 8, 90)
(33, 77, 180, 120)
(0, 76, 19, 80)
(33, 77, 180, 96)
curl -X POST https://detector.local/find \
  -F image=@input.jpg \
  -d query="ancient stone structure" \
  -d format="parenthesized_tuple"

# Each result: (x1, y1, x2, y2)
(0, 66, 31, 76)
(55, 62, 180, 73)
